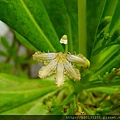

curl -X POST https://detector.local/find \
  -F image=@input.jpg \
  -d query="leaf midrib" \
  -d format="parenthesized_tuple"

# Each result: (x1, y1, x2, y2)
(19, 0, 56, 51)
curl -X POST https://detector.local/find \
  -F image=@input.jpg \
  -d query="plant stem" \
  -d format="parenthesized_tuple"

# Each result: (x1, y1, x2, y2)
(78, 0, 87, 56)
(93, 42, 119, 55)
(68, 20, 73, 53)
(65, 44, 68, 53)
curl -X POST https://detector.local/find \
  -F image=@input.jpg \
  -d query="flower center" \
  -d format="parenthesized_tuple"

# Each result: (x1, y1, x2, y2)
(55, 52, 67, 62)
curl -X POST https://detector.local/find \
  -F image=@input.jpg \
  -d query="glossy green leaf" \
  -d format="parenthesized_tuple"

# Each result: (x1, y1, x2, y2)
(14, 31, 37, 51)
(0, 73, 58, 114)
(1, 99, 48, 115)
(0, 0, 64, 52)
(102, 0, 118, 17)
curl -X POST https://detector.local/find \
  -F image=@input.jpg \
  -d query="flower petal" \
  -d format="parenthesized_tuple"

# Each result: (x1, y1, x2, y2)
(38, 58, 58, 78)
(67, 53, 87, 66)
(55, 60, 64, 87)
(63, 60, 80, 80)
(33, 51, 56, 61)
(77, 54, 90, 68)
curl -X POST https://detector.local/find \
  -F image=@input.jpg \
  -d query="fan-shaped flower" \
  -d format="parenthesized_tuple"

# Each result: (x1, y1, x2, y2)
(33, 52, 90, 87)
(33, 35, 90, 86)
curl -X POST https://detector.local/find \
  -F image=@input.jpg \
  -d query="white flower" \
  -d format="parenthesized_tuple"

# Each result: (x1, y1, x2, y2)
(33, 52, 90, 87)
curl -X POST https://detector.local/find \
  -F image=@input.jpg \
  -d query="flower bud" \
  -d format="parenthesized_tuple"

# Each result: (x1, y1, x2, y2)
(115, 68, 120, 77)
(97, 16, 112, 34)
(60, 35, 68, 44)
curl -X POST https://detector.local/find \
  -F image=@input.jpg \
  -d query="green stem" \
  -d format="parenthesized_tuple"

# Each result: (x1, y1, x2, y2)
(93, 42, 119, 55)
(106, 72, 116, 83)
(68, 19, 73, 53)
(65, 44, 68, 53)
(78, 0, 87, 56)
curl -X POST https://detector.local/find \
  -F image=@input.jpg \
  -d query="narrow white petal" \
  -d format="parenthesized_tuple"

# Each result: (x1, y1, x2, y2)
(55, 61, 64, 87)
(39, 59, 58, 78)
(67, 53, 87, 66)
(63, 60, 80, 80)
(77, 54, 90, 68)
(33, 51, 56, 61)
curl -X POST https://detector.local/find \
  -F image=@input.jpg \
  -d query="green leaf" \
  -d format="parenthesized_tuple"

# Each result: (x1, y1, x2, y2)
(0, 73, 58, 114)
(0, 37, 9, 49)
(0, 0, 64, 52)
(1, 99, 48, 115)
(14, 31, 37, 51)
(102, 0, 118, 17)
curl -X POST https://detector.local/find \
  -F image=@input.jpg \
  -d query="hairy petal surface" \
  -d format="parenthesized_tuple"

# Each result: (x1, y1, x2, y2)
(39, 58, 58, 78)
(55, 60, 65, 87)
(33, 51, 56, 61)
(63, 60, 80, 81)
(67, 53, 87, 66)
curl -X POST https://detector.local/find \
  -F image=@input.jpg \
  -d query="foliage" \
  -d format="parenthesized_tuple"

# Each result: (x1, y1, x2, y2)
(0, 0, 120, 115)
